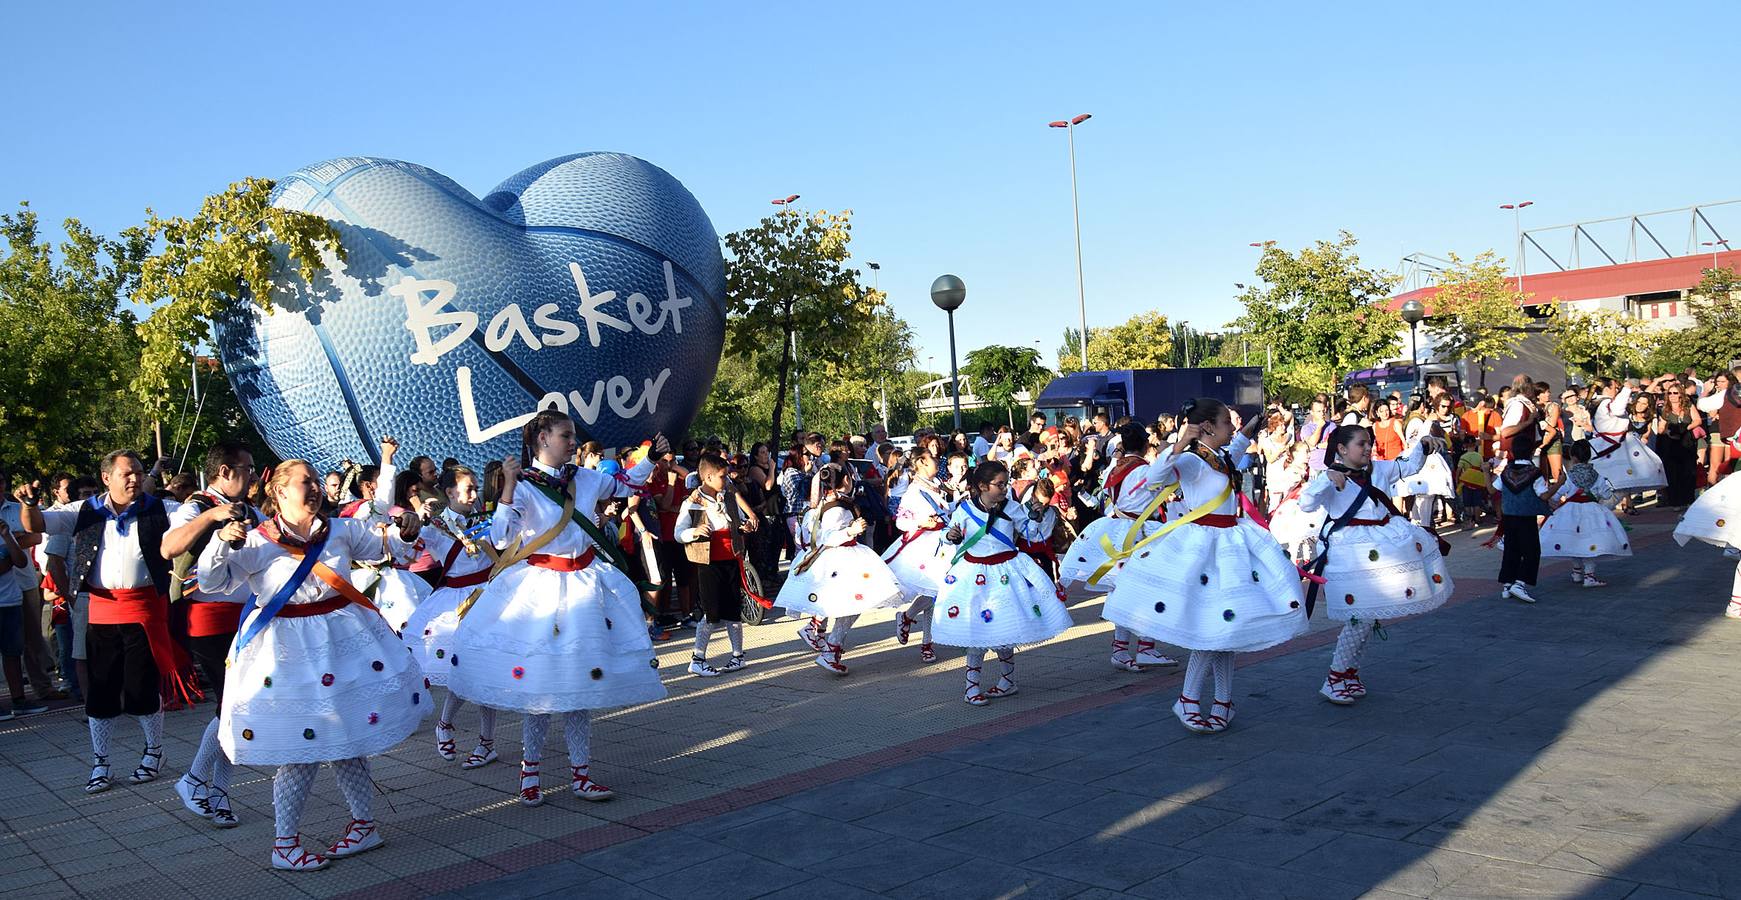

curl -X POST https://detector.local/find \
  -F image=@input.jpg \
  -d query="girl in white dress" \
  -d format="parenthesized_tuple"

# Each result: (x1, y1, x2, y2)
(448, 412, 664, 807)
(1589, 379, 1669, 493)
(885, 451, 952, 662)
(1299, 425, 1454, 705)
(935, 461, 1074, 705)
(403, 464, 503, 769)
(1540, 440, 1631, 588)
(1102, 400, 1308, 733)
(198, 445, 427, 872)
(343, 455, 430, 636)
(1400, 412, 1456, 528)
(777, 464, 906, 675)
(1057, 423, 1177, 671)
(1673, 442, 1741, 618)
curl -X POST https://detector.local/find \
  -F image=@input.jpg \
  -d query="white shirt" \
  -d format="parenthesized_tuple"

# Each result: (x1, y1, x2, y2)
(0, 500, 37, 595)
(1591, 387, 1631, 436)
(1298, 440, 1430, 519)
(1502, 395, 1535, 429)
(971, 436, 992, 460)
(894, 478, 951, 534)
(199, 516, 407, 608)
(168, 489, 261, 605)
(419, 509, 498, 581)
(38, 497, 154, 591)
(1139, 434, 1255, 518)
(942, 497, 1052, 550)
(490, 459, 652, 557)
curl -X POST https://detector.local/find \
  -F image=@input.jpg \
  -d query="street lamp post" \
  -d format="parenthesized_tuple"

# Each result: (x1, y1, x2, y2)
(1702, 240, 1731, 272)
(1048, 113, 1093, 371)
(773, 195, 803, 430)
(1179, 320, 1191, 368)
(1400, 299, 1426, 397)
(931, 274, 968, 432)
(867, 261, 888, 429)
(1499, 201, 1534, 293)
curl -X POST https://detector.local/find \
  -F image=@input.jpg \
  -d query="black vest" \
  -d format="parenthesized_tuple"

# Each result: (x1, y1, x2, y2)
(67, 494, 172, 596)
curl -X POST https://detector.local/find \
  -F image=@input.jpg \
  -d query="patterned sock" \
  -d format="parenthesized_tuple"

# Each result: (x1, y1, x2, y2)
(1330, 619, 1374, 672)
(210, 745, 233, 796)
(726, 623, 744, 655)
(827, 615, 857, 648)
(331, 758, 373, 822)
(1112, 625, 1132, 644)
(522, 714, 550, 764)
(1183, 651, 1211, 701)
(477, 706, 498, 742)
(964, 649, 986, 693)
(997, 648, 1015, 680)
(563, 710, 592, 768)
(918, 598, 933, 644)
(191, 717, 222, 782)
(88, 716, 114, 761)
(440, 691, 464, 726)
(273, 763, 319, 838)
(693, 619, 714, 658)
(1212, 651, 1236, 704)
(138, 709, 164, 749)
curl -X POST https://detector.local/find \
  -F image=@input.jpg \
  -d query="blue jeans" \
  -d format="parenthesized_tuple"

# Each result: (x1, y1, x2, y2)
(53, 620, 78, 700)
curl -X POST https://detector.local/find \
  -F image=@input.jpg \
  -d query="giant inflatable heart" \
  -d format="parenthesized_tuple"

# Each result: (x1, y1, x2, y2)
(216, 152, 726, 472)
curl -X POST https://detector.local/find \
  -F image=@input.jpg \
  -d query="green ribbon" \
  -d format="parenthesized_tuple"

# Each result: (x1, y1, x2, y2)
(523, 479, 659, 614)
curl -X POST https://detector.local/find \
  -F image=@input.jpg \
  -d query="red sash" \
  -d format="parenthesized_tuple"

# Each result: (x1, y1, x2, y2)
(88, 586, 202, 707)
(444, 568, 491, 588)
(186, 600, 242, 637)
(274, 595, 352, 618)
(528, 548, 597, 572)
(709, 529, 737, 562)
(883, 523, 942, 562)
(964, 550, 1018, 564)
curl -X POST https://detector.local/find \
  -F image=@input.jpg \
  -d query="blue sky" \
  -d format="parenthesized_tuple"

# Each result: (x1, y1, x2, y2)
(3, 1, 1736, 371)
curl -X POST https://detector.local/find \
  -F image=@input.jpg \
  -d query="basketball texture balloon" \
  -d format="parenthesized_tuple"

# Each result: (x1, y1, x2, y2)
(215, 152, 726, 471)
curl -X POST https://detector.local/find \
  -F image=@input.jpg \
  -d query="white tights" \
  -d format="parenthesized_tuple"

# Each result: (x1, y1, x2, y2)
(273, 758, 372, 838)
(1182, 651, 1235, 704)
(1330, 618, 1374, 672)
(521, 710, 593, 767)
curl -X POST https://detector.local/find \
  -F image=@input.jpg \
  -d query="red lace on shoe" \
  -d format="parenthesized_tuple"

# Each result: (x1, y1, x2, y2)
(329, 820, 375, 854)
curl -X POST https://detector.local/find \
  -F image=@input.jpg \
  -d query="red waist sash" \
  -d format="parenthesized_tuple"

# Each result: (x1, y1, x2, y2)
(528, 547, 597, 572)
(964, 550, 1018, 564)
(274, 595, 351, 618)
(709, 529, 737, 562)
(186, 600, 242, 637)
(88, 586, 201, 706)
(443, 568, 491, 588)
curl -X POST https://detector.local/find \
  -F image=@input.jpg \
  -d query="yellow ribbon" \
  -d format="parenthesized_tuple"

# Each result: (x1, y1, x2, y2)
(1087, 482, 1233, 586)
(456, 488, 573, 621)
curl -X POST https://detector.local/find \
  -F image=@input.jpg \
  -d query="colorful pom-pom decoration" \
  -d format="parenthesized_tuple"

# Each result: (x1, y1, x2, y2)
(1289, 600, 1300, 609)
(1032, 604, 1042, 617)
(975, 574, 987, 586)
(372, 660, 384, 671)
(999, 574, 1010, 585)
(412, 692, 420, 704)
(262, 676, 272, 688)
(320, 673, 334, 687)
(945, 575, 957, 585)
(1368, 549, 1380, 562)
(1432, 574, 1444, 584)
(241, 729, 254, 740)
(981, 609, 994, 622)
(1154, 601, 1166, 613)
(1199, 574, 1209, 585)
(302, 728, 316, 740)
(1345, 594, 1356, 605)
(591, 668, 604, 680)
(1222, 609, 1236, 621)
(947, 606, 960, 618)
(368, 712, 379, 725)
(512, 666, 525, 680)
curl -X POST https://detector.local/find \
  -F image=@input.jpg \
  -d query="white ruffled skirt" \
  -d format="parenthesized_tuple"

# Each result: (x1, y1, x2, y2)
(359, 567, 430, 636)
(1103, 520, 1307, 652)
(1058, 516, 1158, 591)
(403, 582, 472, 687)
(1592, 434, 1668, 492)
(1400, 453, 1456, 498)
(881, 528, 949, 601)
(930, 550, 1072, 649)
(1674, 473, 1741, 551)
(447, 561, 666, 714)
(1541, 501, 1632, 558)
(220, 604, 426, 765)
(777, 544, 907, 618)
(1313, 518, 1455, 621)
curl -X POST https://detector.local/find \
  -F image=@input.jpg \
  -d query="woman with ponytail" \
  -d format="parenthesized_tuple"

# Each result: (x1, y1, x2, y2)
(1101, 399, 1307, 734)
(195, 437, 427, 871)
(447, 410, 665, 808)
(776, 463, 906, 675)
(1298, 421, 1454, 705)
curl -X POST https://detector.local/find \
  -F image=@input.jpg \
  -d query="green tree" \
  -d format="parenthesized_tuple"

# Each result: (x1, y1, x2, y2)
(1546, 304, 1662, 379)
(813, 306, 916, 436)
(1231, 232, 1401, 394)
(1651, 266, 1741, 374)
(724, 209, 880, 447)
(132, 177, 346, 410)
(1057, 311, 1176, 373)
(1422, 251, 1531, 388)
(0, 204, 153, 473)
(962, 344, 1051, 427)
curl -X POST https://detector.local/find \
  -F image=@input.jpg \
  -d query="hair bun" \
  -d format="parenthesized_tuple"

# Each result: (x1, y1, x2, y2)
(1181, 399, 1198, 416)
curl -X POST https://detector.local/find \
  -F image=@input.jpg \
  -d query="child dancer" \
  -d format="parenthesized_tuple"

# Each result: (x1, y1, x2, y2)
(777, 464, 906, 675)
(1540, 440, 1630, 588)
(403, 464, 502, 769)
(885, 450, 952, 663)
(1589, 378, 1669, 494)
(448, 412, 665, 807)
(1496, 429, 1556, 603)
(343, 444, 430, 635)
(1058, 422, 1178, 671)
(1101, 400, 1307, 733)
(196, 444, 427, 871)
(1672, 441, 1741, 617)
(1299, 426, 1454, 705)
(934, 460, 1073, 705)
(677, 453, 760, 676)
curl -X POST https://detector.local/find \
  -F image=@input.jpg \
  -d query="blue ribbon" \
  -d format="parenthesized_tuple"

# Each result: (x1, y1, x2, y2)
(230, 531, 328, 659)
(959, 501, 1019, 551)
(92, 493, 146, 536)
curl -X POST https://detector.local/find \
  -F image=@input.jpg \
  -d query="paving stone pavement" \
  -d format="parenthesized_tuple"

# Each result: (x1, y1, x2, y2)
(4, 508, 1741, 898)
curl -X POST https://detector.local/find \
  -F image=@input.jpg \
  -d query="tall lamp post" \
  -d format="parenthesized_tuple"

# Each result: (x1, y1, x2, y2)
(1702, 239, 1731, 272)
(1179, 320, 1191, 368)
(773, 195, 802, 430)
(931, 274, 967, 431)
(1499, 201, 1534, 293)
(1400, 299, 1426, 397)
(867, 261, 888, 429)
(1048, 113, 1093, 371)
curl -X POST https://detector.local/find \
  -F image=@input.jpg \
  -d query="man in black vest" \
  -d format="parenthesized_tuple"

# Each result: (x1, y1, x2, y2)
(24, 449, 195, 794)
(162, 440, 256, 827)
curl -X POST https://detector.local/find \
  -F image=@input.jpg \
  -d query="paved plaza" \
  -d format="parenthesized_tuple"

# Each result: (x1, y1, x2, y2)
(3, 508, 1740, 899)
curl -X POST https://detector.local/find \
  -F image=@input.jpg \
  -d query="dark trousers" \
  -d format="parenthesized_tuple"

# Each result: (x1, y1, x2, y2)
(186, 632, 232, 707)
(84, 623, 160, 719)
(1498, 515, 1541, 587)
(690, 558, 745, 624)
